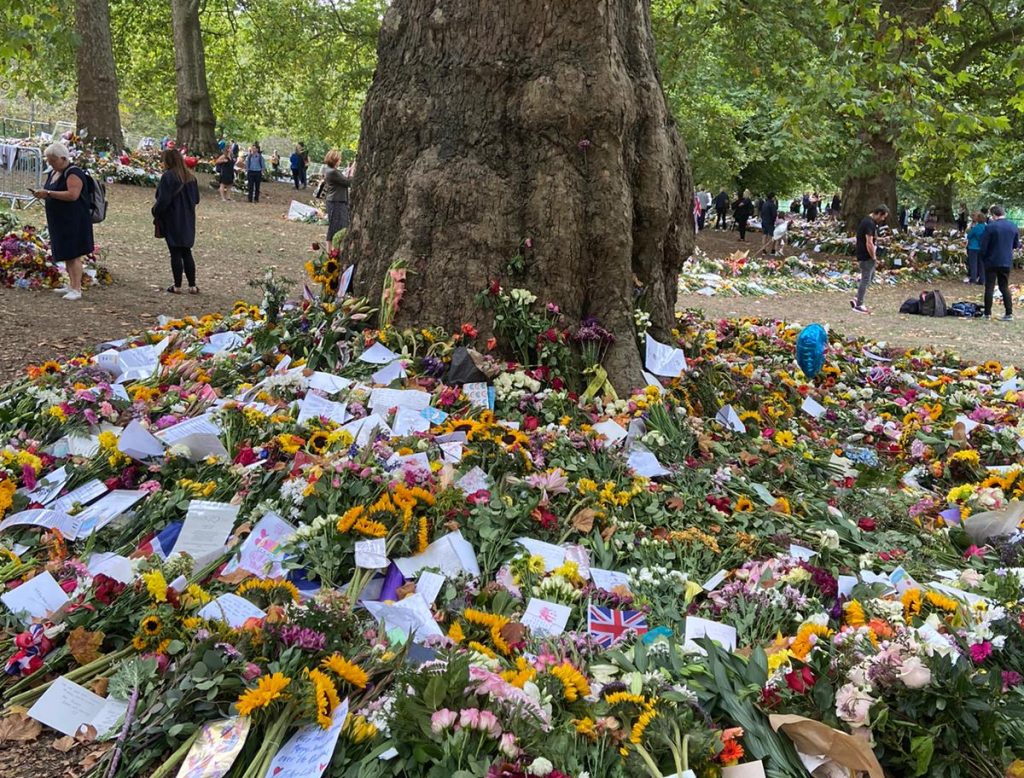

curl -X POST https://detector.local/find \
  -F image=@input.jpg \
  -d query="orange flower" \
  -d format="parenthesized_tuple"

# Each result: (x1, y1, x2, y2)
(719, 739, 745, 765)
(867, 618, 894, 640)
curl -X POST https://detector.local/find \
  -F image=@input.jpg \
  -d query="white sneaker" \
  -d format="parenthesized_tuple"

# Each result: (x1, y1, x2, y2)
(62, 289, 82, 301)
(51, 286, 70, 293)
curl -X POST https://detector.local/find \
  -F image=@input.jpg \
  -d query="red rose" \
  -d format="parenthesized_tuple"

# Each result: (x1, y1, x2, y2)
(785, 666, 815, 694)
(857, 518, 877, 531)
(523, 416, 539, 431)
(58, 577, 78, 594)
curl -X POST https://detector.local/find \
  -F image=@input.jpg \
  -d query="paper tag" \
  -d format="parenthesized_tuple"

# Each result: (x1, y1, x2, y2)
(715, 405, 746, 433)
(359, 342, 400, 364)
(197, 593, 267, 628)
(683, 616, 737, 654)
(591, 420, 629, 447)
(801, 397, 826, 418)
(701, 569, 728, 591)
(645, 333, 687, 377)
(590, 567, 631, 592)
(514, 537, 566, 571)
(415, 570, 446, 605)
(1, 571, 70, 623)
(521, 598, 572, 637)
(788, 544, 817, 562)
(355, 538, 389, 569)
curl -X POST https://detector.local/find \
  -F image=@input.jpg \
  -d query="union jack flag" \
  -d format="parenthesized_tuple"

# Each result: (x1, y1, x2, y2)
(587, 604, 648, 648)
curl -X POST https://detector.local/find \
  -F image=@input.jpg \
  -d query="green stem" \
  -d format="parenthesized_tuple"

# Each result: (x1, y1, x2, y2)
(148, 728, 202, 778)
(4, 646, 133, 710)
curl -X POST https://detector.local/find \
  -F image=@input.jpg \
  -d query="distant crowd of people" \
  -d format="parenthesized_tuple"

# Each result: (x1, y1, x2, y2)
(34, 137, 353, 300)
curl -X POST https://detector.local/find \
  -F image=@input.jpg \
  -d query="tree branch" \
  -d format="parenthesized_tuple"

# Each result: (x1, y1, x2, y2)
(951, 22, 1024, 72)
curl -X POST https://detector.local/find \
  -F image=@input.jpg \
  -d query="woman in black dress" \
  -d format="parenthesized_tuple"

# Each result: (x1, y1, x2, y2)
(214, 149, 234, 201)
(31, 142, 93, 301)
(153, 148, 201, 294)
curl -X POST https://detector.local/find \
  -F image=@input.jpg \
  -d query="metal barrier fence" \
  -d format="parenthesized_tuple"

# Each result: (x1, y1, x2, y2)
(0, 146, 44, 206)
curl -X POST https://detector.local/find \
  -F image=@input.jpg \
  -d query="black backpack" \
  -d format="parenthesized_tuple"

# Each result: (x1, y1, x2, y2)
(75, 166, 108, 223)
(899, 298, 921, 315)
(919, 290, 947, 317)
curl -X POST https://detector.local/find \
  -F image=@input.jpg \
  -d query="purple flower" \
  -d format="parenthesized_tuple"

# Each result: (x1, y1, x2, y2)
(421, 356, 446, 378)
(275, 624, 327, 651)
(1002, 670, 1022, 691)
(969, 641, 993, 663)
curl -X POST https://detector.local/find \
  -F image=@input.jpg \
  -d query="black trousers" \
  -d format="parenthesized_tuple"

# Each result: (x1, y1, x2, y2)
(291, 168, 301, 189)
(168, 245, 196, 288)
(299, 166, 308, 188)
(715, 208, 727, 228)
(984, 267, 1012, 316)
(736, 218, 748, 240)
(247, 174, 261, 202)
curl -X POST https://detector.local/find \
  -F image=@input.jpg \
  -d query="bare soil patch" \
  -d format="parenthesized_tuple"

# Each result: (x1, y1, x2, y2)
(0, 182, 322, 383)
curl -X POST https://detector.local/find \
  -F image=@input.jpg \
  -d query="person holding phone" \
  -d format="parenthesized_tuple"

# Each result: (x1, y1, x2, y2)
(30, 142, 92, 300)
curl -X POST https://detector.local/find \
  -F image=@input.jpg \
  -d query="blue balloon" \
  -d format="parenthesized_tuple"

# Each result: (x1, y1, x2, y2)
(796, 324, 827, 379)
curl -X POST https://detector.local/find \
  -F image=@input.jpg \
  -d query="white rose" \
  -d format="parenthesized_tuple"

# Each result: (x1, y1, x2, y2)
(527, 757, 553, 776)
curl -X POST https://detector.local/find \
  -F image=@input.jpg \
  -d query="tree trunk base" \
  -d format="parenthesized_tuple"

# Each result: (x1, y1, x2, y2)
(345, 0, 693, 393)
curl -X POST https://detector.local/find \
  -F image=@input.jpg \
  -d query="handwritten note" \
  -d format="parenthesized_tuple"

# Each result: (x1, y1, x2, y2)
(456, 466, 492, 495)
(27, 676, 126, 737)
(369, 388, 431, 413)
(415, 570, 446, 605)
(591, 420, 628, 447)
(197, 593, 267, 628)
(514, 537, 566, 571)
(221, 512, 295, 579)
(52, 479, 108, 514)
(391, 406, 430, 437)
(171, 501, 240, 563)
(155, 414, 221, 445)
(355, 538, 389, 570)
(118, 420, 165, 460)
(74, 489, 146, 538)
(521, 598, 572, 637)
(264, 699, 349, 778)
(308, 371, 352, 395)
(359, 341, 400, 364)
(371, 360, 406, 385)
(627, 448, 670, 478)
(645, 333, 687, 377)
(340, 414, 391, 447)
(296, 394, 349, 426)
(394, 530, 481, 578)
(684, 616, 737, 654)
(362, 593, 443, 641)
(1, 571, 70, 623)
(715, 405, 746, 433)
(590, 567, 631, 593)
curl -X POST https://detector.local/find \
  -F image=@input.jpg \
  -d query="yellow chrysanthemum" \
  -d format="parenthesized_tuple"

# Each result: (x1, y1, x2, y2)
(142, 570, 168, 603)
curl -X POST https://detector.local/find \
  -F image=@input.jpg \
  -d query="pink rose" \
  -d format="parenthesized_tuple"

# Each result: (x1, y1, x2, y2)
(430, 708, 457, 734)
(243, 663, 262, 681)
(458, 708, 481, 731)
(476, 709, 502, 738)
(897, 656, 932, 689)
(498, 732, 519, 758)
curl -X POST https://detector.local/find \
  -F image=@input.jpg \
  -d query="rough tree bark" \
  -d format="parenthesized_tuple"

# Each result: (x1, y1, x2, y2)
(842, 130, 898, 231)
(74, 0, 124, 150)
(345, 0, 694, 392)
(170, 0, 217, 154)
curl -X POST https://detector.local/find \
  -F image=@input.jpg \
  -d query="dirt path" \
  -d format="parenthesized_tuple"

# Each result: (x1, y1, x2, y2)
(0, 182, 322, 382)
(686, 228, 1024, 367)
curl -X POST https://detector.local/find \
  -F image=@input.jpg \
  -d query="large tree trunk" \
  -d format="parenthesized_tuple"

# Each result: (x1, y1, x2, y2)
(842, 130, 897, 232)
(75, 0, 124, 151)
(171, 0, 217, 154)
(927, 179, 955, 224)
(345, 0, 694, 392)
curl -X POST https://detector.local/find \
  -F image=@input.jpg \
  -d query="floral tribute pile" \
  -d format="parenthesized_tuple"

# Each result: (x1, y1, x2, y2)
(0, 221, 113, 290)
(683, 217, 1023, 298)
(2, 256, 1024, 778)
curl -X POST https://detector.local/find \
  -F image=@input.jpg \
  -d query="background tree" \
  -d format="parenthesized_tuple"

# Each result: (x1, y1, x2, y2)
(346, 0, 693, 391)
(170, 0, 217, 153)
(75, 0, 124, 149)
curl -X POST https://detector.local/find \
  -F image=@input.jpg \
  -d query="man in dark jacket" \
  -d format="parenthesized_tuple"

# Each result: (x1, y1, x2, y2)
(713, 187, 730, 230)
(979, 205, 1020, 320)
(760, 193, 779, 255)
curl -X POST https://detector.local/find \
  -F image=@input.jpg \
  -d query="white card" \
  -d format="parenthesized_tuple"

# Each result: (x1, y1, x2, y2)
(590, 567, 631, 592)
(73, 489, 146, 538)
(514, 537, 566, 571)
(355, 538, 389, 569)
(0, 508, 80, 537)
(86, 552, 134, 584)
(838, 575, 858, 598)
(591, 420, 628, 447)
(22, 466, 69, 504)
(362, 593, 443, 640)
(171, 501, 240, 562)
(155, 414, 221, 445)
(265, 699, 349, 778)
(415, 570, 446, 605)
(340, 414, 391, 447)
(999, 377, 1019, 394)
(221, 511, 295, 579)
(308, 371, 352, 395)
(801, 397, 826, 418)
(439, 441, 464, 463)
(789, 544, 817, 561)
(521, 598, 572, 637)
(388, 452, 431, 474)
(641, 371, 663, 390)
(28, 676, 126, 738)
(456, 466, 492, 494)
(702, 569, 728, 591)
(391, 406, 431, 437)
(1, 571, 70, 623)
(715, 405, 746, 433)
(118, 420, 165, 460)
(645, 333, 687, 377)
(296, 394, 349, 426)
(627, 448, 670, 478)
(371, 360, 406, 385)
(359, 342, 401, 365)
(369, 388, 431, 413)
(338, 265, 354, 298)
(683, 616, 737, 654)
(202, 331, 244, 355)
(197, 593, 267, 628)
(394, 530, 481, 578)
(176, 433, 230, 462)
(952, 415, 980, 436)
(52, 479, 108, 514)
